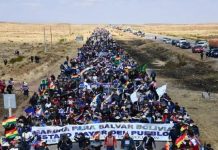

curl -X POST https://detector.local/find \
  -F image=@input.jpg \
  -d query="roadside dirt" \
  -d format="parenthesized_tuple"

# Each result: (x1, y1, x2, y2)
(0, 23, 97, 134)
(109, 28, 218, 149)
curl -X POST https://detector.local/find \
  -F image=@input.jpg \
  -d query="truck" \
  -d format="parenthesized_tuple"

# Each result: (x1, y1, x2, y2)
(209, 39, 218, 49)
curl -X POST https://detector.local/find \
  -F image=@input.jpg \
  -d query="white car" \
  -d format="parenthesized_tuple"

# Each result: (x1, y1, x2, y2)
(165, 39, 172, 44)
(196, 41, 208, 48)
(179, 39, 187, 47)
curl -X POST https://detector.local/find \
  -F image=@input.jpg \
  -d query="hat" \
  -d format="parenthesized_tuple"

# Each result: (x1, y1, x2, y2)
(179, 116, 183, 119)
(142, 115, 146, 119)
(123, 116, 127, 120)
(115, 116, 120, 119)
(164, 109, 168, 114)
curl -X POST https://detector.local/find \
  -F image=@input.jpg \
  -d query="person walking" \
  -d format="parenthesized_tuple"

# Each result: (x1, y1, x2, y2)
(141, 133, 156, 150)
(169, 127, 178, 149)
(74, 133, 90, 150)
(104, 131, 117, 150)
(30, 56, 34, 63)
(150, 70, 156, 81)
(0, 80, 6, 93)
(3, 59, 7, 65)
(57, 134, 73, 150)
(121, 132, 135, 150)
(7, 78, 14, 94)
(91, 132, 102, 150)
(200, 52, 204, 60)
(21, 82, 29, 96)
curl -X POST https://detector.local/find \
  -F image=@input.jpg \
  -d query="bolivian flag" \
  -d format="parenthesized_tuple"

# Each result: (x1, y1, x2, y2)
(5, 128, 18, 139)
(175, 133, 187, 148)
(2, 116, 17, 128)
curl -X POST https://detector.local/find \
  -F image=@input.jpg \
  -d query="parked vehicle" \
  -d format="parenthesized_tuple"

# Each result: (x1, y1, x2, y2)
(180, 42, 191, 49)
(206, 48, 218, 58)
(179, 39, 187, 43)
(171, 40, 178, 46)
(162, 38, 168, 43)
(209, 39, 218, 49)
(192, 45, 204, 53)
(176, 41, 180, 47)
(165, 38, 172, 44)
(196, 40, 208, 48)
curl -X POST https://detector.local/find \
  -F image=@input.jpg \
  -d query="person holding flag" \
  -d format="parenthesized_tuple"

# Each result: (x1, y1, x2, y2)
(189, 132, 200, 150)
(175, 131, 188, 149)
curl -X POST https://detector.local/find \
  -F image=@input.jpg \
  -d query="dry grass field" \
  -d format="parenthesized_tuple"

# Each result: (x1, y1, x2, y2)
(109, 28, 218, 149)
(0, 23, 98, 122)
(0, 23, 99, 80)
(130, 24, 218, 40)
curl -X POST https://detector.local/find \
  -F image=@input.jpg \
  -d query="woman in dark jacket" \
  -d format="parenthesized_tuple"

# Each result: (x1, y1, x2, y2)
(121, 133, 135, 150)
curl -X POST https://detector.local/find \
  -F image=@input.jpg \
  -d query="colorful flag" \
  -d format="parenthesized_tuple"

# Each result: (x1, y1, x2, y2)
(141, 64, 147, 73)
(2, 116, 17, 128)
(137, 64, 147, 73)
(48, 82, 56, 90)
(175, 133, 187, 148)
(5, 128, 18, 139)
(180, 125, 188, 132)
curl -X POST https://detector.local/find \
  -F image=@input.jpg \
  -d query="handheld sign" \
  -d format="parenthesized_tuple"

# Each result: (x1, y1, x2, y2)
(3, 94, 16, 116)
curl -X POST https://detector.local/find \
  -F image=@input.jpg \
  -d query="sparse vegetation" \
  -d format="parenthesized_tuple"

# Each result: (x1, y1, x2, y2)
(59, 38, 67, 43)
(9, 56, 25, 64)
(112, 30, 218, 149)
(131, 24, 218, 40)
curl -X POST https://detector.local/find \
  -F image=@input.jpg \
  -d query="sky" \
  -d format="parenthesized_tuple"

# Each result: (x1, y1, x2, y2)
(0, 0, 217, 24)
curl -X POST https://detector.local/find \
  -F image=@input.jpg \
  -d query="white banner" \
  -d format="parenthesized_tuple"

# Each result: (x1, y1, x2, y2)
(32, 123, 173, 144)
(156, 84, 167, 98)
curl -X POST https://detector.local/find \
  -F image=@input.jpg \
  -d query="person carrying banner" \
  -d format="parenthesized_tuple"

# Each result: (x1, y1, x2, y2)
(104, 131, 117, 150)
(91, 131, 102, 150)
(57, 134, 73, 150)
(74, 133, 90, 150)
(36, 141, 49, 150)
(141, 133, 156, 150)
(121, 132, 135, 150)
